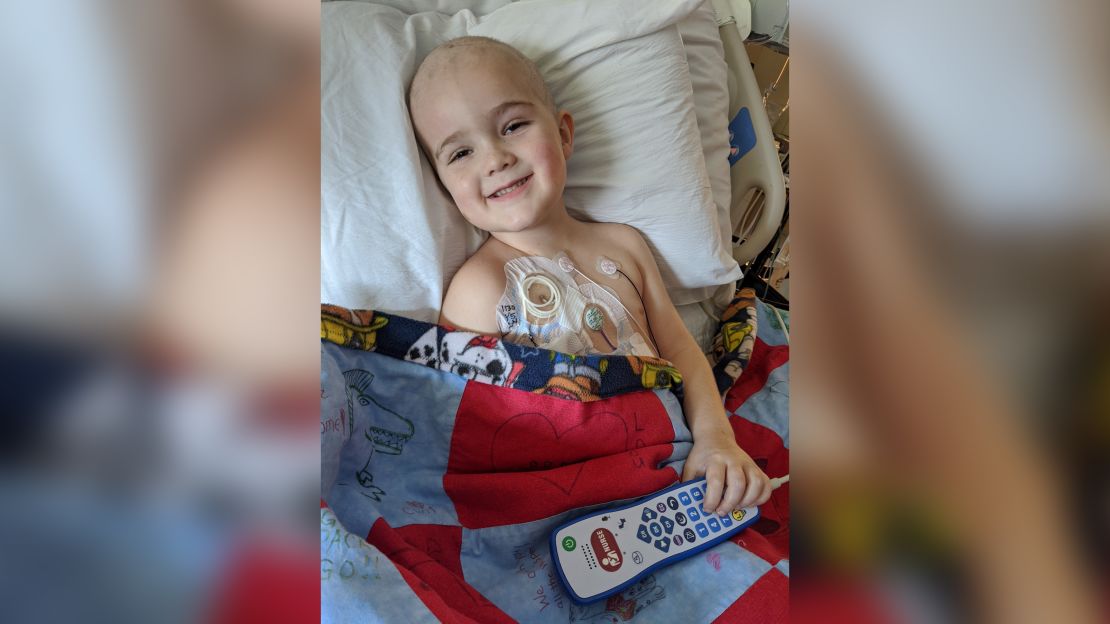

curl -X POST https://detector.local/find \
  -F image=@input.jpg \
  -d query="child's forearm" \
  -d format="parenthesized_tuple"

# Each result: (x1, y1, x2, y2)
(667, 339, 732, 439)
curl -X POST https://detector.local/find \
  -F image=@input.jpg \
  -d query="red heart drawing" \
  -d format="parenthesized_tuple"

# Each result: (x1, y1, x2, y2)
(490, 411, 628, 495)
(445, 382, 679, 527)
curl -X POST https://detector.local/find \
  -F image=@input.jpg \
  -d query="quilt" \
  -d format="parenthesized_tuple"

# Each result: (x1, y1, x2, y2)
(321, 288, 789, 623)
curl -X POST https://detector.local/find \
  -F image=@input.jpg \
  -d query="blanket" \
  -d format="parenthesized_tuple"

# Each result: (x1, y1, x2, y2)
(321, 288, 789, 623)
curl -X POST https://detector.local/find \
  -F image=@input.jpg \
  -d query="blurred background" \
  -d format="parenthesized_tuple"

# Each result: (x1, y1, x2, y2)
(788, 0, 1110, 622)
(0, 0, 319, 621)
(0, 0, 1105, 622)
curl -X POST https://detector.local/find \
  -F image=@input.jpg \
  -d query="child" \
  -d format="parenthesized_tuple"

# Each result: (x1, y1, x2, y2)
(408, 36, 771, 514)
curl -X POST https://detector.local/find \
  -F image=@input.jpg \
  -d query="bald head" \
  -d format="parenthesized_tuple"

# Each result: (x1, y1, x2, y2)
(408, 37, 557, 157)
(411, 37, 554, 113)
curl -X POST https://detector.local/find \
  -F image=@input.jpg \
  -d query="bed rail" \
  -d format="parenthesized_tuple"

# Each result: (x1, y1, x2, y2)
(717, 20, 786, 265)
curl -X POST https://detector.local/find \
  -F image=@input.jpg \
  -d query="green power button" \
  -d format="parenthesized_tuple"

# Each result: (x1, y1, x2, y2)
(561, 536, 576, 551)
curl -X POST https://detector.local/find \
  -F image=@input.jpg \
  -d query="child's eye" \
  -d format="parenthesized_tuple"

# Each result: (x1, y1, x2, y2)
(504, 121, 529, 135)
(447, 148, 471, 164)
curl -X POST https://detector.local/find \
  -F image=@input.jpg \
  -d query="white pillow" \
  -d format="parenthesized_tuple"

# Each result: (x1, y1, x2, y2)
(678, 1, 734, 286)
(321, 0, 741, 322)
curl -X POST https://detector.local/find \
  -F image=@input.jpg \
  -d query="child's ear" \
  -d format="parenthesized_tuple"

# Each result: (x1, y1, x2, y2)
(557, 111, 574, 159)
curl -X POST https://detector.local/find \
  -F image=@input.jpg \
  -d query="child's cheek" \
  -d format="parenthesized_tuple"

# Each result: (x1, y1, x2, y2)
(446, 174, 473, 203)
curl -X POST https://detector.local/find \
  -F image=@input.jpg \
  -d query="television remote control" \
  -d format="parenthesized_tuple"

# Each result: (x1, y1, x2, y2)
(550, 478, 760, 603)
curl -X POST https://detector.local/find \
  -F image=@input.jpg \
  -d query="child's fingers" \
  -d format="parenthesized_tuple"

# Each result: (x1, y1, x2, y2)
(716, 463, 746, 515)
(738, 466, 770, 508)
(681, 457, 699, 482)
(756, 471, 773, 505)
(701, 463, 726, 513)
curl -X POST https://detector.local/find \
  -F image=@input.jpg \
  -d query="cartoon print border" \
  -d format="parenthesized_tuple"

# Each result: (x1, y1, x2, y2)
(322, 304, 683, 402)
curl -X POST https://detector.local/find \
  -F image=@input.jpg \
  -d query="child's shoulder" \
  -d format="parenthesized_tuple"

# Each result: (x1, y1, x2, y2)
(584, 220, 645, 246)
(440, 239, 509, 332)
(449, 241, 510, 296)
(586, 221, 652, 259)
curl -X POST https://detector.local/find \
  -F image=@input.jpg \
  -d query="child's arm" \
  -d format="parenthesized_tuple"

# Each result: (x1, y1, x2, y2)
(439, 254, 505, 333)
(621, 226, 771, 514)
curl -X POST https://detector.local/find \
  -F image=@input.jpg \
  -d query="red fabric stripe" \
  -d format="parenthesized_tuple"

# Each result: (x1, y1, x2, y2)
(394, 524, 465, 578)
(711, 568, 789, 623)
(729, 524, 787, 566)
(445, 382, 679, 528)
(727, 412, 790, 557)
(368, 519, 515, 623)
(725, 338, 789, 413)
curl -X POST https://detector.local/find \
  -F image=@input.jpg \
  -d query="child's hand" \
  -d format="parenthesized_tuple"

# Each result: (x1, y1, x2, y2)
(681, 430, 771, 515)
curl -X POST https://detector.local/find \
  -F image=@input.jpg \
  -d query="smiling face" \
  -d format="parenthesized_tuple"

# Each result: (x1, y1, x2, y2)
(409, 40, 574, 234)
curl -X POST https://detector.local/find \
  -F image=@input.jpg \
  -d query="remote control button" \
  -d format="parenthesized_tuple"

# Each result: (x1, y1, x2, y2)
(660, 516, 675, 534)
(683, 528, 696, 542)
(708, 517, 721, 532)
(637, 525, 651, 543)
(679, 492, 692, 505)
(641, 507, 657, 522)
(731, 509, 747, 522)
(656, 502, 667, 513)
(695, 523, 709, 538)
(691, 488, 703, 501)
(653, 537, 670, 553)
(675, 512, 687, 526)
(649, 522, 662, 537)
(673, 535, 684, 546)
(720, 513, 732, 527)
(666, 496, 679, 510)
(686, 507, 701, 521)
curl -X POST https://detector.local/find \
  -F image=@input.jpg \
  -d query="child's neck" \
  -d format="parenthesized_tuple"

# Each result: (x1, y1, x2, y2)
(490, 204, 583, 258)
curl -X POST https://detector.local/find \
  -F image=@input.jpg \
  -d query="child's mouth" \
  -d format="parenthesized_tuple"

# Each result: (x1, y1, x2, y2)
(487, 175, 532, 200)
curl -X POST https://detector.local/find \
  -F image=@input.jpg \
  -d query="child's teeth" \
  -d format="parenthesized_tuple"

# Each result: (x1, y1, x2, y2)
(494, 178, 524, 197)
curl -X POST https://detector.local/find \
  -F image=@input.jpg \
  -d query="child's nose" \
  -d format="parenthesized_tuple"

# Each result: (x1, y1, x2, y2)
(486, 147, 516, 176)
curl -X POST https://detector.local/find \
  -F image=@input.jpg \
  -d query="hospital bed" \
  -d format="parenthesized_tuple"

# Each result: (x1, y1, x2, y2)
(320, 1, 789, 621)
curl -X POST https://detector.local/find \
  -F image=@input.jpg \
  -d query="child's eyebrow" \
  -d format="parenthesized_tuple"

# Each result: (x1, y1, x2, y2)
(435, 131, 465, 161)
(434, 101, 535, 161)
(488, 100, 533, 118)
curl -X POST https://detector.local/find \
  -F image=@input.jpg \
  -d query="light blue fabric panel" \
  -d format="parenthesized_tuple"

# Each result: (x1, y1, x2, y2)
(322, 343, 467, 537)
(458, 514, 576, 622)
(321, 508, 441, 624)
(775, 559, 790, 577)
(732, 361, 789, 449)
(657, 387, 694, 470)
(321, 344, 351, 497)
(756, 299, 790, 347)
